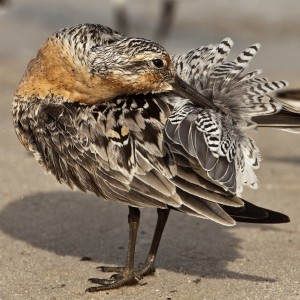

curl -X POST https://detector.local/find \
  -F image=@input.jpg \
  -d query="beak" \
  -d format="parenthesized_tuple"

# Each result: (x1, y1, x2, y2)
(171, 75, 218, 110)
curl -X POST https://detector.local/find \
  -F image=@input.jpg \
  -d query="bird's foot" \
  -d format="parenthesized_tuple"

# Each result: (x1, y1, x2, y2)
(85, 264, 156, 292)
(86, 271, 139, 292)
(86, 266, 140, 292)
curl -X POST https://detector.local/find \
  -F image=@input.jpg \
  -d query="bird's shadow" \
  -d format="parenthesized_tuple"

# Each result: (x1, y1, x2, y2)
(0, 191, 276, 282)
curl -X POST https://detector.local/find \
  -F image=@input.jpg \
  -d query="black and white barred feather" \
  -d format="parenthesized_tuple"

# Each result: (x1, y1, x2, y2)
(167, 38, 288, 195)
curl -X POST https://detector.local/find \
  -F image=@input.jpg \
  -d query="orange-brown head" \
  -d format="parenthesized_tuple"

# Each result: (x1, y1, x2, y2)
(15, 24, 215, 109)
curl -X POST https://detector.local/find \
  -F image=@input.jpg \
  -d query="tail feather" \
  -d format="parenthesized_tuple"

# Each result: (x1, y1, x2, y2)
(223, 200, 290, 224)
(253, 110, 300, 128)
(254, 89, 300, 128)
(277, 89, 300, 103)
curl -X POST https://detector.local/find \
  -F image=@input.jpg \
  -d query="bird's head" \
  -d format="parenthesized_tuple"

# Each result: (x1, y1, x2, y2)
(15, 24, 214, 108)
(87, 37, 177, 100)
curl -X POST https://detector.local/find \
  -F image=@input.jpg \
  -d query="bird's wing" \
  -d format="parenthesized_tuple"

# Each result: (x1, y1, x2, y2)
(33, 97, 176, 209)
(164, 101, 238, 193)
(26, 93, 242, 226)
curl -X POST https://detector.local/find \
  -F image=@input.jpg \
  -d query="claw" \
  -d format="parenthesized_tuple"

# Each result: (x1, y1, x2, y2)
(86, 275, 138, 292)
(88, 277, 116, 285)
(85, 286, 101, 293)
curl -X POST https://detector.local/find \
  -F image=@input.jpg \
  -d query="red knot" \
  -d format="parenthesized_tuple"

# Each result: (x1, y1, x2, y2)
(13, 23, 298, 292)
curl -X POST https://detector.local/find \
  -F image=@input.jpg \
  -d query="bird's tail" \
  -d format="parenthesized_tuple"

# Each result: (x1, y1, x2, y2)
(223, 199, 290, 224)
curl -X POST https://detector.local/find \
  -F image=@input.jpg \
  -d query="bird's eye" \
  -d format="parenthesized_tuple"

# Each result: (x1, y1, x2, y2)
(152, 59, 164, 68)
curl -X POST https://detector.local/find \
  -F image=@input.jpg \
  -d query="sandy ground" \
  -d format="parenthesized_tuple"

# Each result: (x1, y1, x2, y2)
(0, 1, 300, 299)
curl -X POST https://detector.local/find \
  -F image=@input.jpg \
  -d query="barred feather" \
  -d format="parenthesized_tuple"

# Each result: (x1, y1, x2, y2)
(169, 38, 289, 195)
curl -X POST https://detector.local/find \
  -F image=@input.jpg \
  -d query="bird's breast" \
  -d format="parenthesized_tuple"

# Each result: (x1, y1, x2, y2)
(14, 38, 123, 104)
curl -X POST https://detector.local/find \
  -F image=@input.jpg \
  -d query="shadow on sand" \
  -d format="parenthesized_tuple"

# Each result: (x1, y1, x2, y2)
(0, 191, 277, 282)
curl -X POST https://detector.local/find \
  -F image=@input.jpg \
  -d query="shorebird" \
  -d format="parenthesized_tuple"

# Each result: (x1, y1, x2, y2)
(111, 0, 176, 41)
(12, 24, 300, 292)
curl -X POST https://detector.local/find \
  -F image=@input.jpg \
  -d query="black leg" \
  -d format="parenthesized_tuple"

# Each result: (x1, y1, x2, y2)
(139, 208, 170, 276)
(123, 206, 140, 279)
(86, 207, 170, 292)
(86, 206, 140, 292)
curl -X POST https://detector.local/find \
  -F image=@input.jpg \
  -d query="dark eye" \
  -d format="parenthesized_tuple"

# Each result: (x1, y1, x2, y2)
(152, 58, 164, 68)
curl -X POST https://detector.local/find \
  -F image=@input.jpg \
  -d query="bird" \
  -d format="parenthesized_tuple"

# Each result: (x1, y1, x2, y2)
(111, 0, 176, 42)
(0, 0, 10, 15)
(12, 23, 300, 292)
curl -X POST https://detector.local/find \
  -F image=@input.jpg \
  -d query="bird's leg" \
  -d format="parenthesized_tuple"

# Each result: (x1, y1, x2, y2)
(139, 208, 170, 276)
(86, 206, 140, 292)
(98, 208, 170, 277)
(86, 207, 170, 292)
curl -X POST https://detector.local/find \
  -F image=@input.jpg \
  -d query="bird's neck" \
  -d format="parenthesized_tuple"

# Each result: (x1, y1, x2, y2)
(14, 39, 119, 104)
